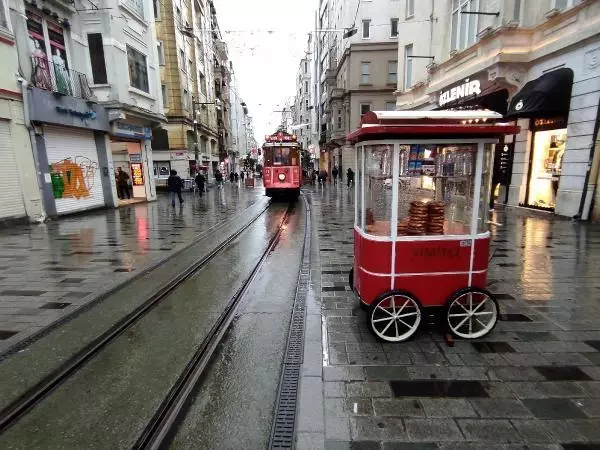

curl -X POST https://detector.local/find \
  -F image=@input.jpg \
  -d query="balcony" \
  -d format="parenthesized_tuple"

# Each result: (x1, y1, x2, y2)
(31, 56, 93, 100)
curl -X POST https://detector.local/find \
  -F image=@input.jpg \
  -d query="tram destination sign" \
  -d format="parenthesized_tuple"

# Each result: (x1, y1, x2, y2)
(265, 132, 297, 143)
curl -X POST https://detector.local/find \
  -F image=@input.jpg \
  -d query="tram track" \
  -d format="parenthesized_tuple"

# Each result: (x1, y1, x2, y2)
(134, 201, 296, 449)
(0, 200, 294, 439)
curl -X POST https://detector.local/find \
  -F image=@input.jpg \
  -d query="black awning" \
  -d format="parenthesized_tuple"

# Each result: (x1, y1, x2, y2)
(506, 68, 573, 119)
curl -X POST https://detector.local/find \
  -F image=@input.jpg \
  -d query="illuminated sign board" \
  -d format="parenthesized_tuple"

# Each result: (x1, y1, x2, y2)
(130, 163, 144, 186)
(265, 132, 297, 143)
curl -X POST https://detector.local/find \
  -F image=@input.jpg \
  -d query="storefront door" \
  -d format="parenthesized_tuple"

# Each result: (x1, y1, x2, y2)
(0, 121, 26, 219)
(45, 126, 105, 214)
(524, 118, 567, 211)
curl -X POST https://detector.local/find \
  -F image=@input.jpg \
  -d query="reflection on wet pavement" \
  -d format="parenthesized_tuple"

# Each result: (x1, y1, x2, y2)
(0, 185, 264, 351)
(304, 183, 600, 447)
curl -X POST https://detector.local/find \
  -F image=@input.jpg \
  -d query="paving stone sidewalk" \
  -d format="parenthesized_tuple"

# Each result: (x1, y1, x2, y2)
(297, 183, 600, 449)
(0, 184, 263, 352)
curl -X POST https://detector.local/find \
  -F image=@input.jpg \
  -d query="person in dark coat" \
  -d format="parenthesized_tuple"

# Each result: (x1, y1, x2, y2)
(167, 169, 184, 206)
(234, 172, 239, 182)
(347, 168, 355, 188)
(229, 172, 235, 183)
(116, 167, 130, 199)
(215, 170, 224, 188)
(332, 166, 339, 185)
(240, 171, 245, 182)
(195, 171, 206, 197)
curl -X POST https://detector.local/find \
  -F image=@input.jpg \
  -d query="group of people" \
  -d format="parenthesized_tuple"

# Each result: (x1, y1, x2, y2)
(308, 166, 354, 188)
(166, 168, 254, 207)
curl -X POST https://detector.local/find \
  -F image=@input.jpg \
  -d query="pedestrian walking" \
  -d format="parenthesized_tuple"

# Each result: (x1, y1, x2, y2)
(240, 171, 245, 182)
(195, 171, 206, 197)
(234, 172, 239, 182)
(116, 167, 130, 200)
(318, 169, 328, 186)
(332, 165, 339, 185)
(229, 172, 235, 183)
(347, 168, 354, 188)
(215, 170, 224, 189)
(167, 170, 184, 206)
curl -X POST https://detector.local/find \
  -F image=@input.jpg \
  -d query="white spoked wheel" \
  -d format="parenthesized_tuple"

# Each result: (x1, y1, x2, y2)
(447, 288, 498, 339)
(368, 291, 421, 342)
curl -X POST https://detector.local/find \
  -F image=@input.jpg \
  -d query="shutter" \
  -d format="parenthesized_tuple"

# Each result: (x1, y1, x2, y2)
(44, 126, 105, 214)
(0, 121, 26, 219)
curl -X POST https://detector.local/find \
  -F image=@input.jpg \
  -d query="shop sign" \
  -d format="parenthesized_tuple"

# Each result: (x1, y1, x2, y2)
(130, 162, 144, 186)
(265, 132, 297, 143)
(112, 122, 152, 140)
(129, 153, 142, 163)
(532, 117, 567, 132)
(55, 106, 97, 121)
(438, 72, 492, 108)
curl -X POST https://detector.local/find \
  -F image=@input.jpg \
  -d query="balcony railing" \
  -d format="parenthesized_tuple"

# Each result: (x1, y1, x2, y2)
(31, 56, 93, 100)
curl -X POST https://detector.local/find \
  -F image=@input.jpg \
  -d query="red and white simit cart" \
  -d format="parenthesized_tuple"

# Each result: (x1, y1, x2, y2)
(348, 110, 519, 343)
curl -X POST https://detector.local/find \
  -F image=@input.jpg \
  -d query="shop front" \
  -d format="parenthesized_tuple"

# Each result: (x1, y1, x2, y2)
(506, 68, 573, 212)
(110, 121, 156, 204)
(28, 87, 114, 217)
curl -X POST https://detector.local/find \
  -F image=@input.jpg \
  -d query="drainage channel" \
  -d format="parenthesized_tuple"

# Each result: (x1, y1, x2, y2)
(269, 194, 312, 449)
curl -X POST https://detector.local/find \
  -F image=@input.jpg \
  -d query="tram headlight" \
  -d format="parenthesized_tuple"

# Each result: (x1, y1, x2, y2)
(278, 173, 286, 181)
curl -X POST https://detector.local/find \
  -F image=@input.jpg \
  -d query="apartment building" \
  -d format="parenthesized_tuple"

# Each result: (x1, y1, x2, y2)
(229, 67, 250, 163)
(292, 52, 314, 159)
(11, 0, 166, 217)
(395, 0, 600, 219)
(153, 0, 221, 184)
(315, 0, 400, 178)
(0, 0, 43, 224)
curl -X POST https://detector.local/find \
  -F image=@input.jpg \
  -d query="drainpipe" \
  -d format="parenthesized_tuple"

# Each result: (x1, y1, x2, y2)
(17, 76, 47, 223)
(576, 97, 600, 220)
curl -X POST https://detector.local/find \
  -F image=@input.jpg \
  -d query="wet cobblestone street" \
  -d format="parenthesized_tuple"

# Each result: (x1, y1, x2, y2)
(298, 183, 600, 449)
(0, 185, 263, 353)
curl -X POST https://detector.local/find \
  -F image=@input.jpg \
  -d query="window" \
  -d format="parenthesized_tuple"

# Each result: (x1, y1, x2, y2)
(304, 61, 308, 72)
(513, 0, 521, 22)
(406, 0, 415, 18)
(360, 62, 370, 84)
(337, 109, 342, 129)
(157, 40, 165, 65)
(123, 0, 144, 18)
(0, 0, 10, 31)
(161, 84, 168, 108)
(553, 0, 581, 9)
(388, 60, 398, 84)
(390, 18, 399, 37)
(451, 0, 479, 51)
(87, 34, 107, 84)
(183, 89, 189, 110)
(127, 45, 149, 93)
(305, 99, 309, 110)
(153, 0, 160, 20)
(362, 19, 371, 38)
(360, 103, 371, 115)
(305, 81, 308, 92)
(179, 49, 185, 71)
(199, 72, 206, 95)
(27, 9, 71, 94)
(188, 59, 192, 73)
(385, 102, 396, 111)
(176, 6, 181, 23)
(404, 44, 413, 90)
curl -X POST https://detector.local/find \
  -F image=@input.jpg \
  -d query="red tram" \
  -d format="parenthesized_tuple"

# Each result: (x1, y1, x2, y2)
(262, 131, 302, 198)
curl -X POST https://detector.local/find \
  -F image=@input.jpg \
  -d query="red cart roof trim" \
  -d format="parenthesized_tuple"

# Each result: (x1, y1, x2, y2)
(348, 110, 520, 141)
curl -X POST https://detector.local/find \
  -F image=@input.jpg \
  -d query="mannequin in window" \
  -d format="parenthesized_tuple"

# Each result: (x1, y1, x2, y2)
(52, 48, 71, 95)
(551, 146, 564, 201)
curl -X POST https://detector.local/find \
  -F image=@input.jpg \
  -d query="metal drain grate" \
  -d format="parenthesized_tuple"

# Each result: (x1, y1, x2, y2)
(269, 196, 312, 449)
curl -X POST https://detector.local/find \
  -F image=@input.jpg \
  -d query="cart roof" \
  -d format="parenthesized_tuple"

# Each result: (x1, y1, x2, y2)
(348, 110, 520, 142)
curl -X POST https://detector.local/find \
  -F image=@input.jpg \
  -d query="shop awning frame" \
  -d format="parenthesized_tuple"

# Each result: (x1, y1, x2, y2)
(506, 68, 574, 119)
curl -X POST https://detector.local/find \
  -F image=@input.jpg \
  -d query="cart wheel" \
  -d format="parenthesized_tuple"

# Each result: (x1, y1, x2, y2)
(348, 268, 353, 290)
(368, 291, 421, 342)
(446, 288, 498, 339)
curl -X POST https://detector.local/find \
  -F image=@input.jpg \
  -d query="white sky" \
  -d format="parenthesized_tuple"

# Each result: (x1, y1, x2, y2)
(214, 0, 315, 146)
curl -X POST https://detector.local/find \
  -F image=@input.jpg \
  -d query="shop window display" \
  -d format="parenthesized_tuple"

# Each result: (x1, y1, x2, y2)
(527, 129, 566, 210)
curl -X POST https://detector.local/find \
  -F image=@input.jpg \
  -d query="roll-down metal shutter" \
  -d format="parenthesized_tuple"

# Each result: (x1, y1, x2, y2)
(44, 126, 105, 214)
(0, 120, 26, 219)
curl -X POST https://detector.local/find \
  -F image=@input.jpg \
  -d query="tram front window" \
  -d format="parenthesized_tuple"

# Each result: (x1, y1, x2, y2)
(264, 147, 299, 166)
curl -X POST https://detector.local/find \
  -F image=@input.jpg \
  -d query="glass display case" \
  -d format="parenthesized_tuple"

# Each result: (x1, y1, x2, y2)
(357, 142, 493, 239)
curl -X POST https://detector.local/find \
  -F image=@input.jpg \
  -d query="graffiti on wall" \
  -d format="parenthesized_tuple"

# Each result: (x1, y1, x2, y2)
(50, 157, 98, 199)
